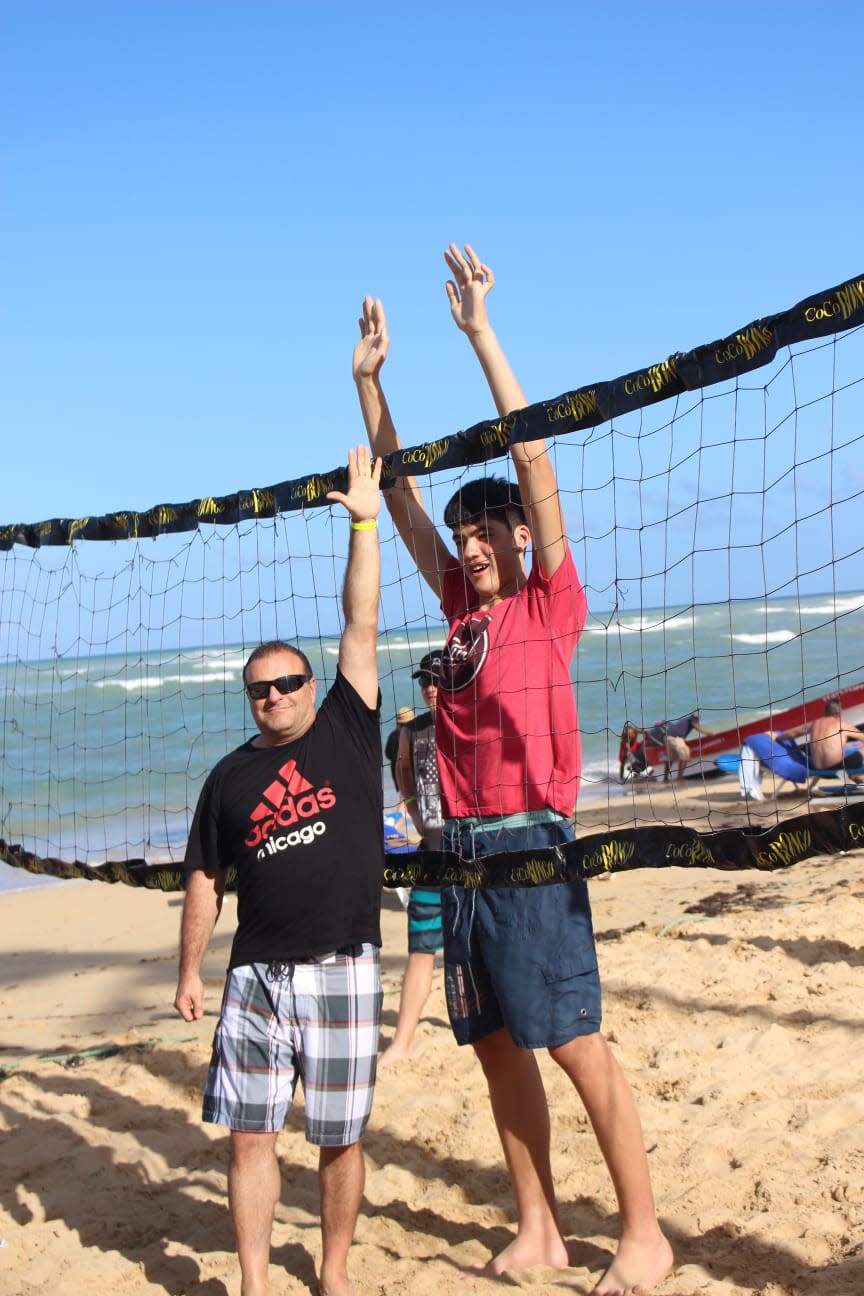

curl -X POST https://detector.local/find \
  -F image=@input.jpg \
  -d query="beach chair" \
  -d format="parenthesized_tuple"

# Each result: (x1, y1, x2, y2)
(743, 733, 853, 796)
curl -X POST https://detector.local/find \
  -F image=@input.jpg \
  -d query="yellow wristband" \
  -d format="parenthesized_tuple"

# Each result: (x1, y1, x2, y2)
(350, 519, 378, 531)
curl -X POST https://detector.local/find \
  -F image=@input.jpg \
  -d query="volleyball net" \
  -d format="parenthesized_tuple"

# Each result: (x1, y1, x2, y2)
(2, 273, 863, 889)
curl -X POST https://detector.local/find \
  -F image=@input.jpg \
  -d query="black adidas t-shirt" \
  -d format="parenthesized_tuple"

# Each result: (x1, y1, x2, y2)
(185, 669, 384, 966)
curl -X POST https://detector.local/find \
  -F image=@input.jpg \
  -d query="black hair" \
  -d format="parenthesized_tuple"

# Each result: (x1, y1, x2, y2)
(243, 640, 314, 684)
(443, 475, 526, 532)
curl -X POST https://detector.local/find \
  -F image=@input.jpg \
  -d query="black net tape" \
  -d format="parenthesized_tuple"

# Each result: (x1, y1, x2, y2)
(4, 800, 862, 891)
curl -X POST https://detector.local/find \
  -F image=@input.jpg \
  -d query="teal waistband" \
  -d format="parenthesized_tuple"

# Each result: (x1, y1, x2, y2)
(443, 809, 566, 831)
(411, 888, 442, 904)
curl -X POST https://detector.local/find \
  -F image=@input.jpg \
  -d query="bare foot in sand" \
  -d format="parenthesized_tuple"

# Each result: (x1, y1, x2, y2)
(318, 1268, 357, 1296)
(591, 1232, 674, 1295)
(458, 1229, 570, 1278)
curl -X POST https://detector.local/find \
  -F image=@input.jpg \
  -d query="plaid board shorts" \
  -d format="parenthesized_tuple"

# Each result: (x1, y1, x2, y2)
(203, 944, 382, 1145)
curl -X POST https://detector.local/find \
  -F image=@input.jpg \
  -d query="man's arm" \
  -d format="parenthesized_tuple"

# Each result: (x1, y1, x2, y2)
(326, 445, 382, 708)
(444, 243, 568, 579)
(174, 867, 227, 1021)
(779, 722, 810, 740)
(352, 297, 451, 599)
(395, 724, 424, 837)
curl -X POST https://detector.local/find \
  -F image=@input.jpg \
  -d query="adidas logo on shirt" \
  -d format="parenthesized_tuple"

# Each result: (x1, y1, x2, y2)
(244, 758, 336, 851)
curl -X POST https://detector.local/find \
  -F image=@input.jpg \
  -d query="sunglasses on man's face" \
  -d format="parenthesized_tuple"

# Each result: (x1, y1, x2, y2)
(418, 675, 438, 687)
(245, 674, 311, 701)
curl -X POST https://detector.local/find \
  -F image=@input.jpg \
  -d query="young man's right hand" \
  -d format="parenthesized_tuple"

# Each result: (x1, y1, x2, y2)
(444, 242, 496, 338)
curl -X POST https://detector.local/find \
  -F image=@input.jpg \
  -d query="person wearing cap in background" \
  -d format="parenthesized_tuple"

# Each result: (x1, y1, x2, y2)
(384, 704, 416, 841)
(385, 706, 415, 789)
(380, 649, 444, 1065)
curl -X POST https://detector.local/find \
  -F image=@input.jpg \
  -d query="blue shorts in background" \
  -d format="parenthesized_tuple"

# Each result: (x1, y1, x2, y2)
(407, 887, 443, 954)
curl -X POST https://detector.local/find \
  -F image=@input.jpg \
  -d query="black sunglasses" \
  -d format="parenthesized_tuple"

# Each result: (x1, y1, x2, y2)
(245, 673, 311, 701)
(417, 674, 437, 687)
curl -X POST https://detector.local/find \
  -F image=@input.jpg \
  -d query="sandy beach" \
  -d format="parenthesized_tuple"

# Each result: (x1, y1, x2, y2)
(1, 782, 863, 1296)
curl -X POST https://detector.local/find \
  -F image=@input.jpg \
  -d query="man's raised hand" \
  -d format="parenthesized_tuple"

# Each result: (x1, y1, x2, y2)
(326, 444, 383, 523)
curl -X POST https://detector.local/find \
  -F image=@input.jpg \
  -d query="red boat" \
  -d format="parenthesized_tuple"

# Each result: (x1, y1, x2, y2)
(640, 680, 864, 774)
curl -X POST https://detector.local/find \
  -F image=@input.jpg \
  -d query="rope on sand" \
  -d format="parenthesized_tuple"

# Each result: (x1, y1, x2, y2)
(0, 1034, 198, 1076)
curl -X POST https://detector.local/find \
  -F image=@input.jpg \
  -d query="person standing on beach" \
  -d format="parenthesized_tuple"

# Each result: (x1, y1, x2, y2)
(385, 706, 414, 788)
(381, 649, 444, 1066)
(384, 705, 416, 840)
(649, 710, 712, 783)
(353, 245, 672, 1294)
(174, 446, 383, 1296)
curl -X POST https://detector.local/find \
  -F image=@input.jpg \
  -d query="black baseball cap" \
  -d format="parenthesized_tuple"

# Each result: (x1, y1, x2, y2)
(412, 650, 442, 680)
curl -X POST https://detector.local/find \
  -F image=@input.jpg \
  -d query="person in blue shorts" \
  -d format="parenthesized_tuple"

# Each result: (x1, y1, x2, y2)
(353, 244, 672, 1294)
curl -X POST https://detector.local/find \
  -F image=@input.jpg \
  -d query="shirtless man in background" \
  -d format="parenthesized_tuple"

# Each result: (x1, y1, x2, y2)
(776, 698, 864, 771)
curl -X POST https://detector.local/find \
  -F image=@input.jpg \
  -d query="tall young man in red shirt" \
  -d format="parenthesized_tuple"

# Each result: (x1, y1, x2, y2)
(353, 246, 672, 1296)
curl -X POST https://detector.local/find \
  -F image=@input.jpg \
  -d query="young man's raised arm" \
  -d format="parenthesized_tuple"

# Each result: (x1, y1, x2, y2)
(444, 243, 568, 579)
(326, 444, 382, 709)
(352, 296, 450, 600)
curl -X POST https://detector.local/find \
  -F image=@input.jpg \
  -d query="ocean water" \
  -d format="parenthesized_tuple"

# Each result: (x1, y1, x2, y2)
(2, 590, 863, 893)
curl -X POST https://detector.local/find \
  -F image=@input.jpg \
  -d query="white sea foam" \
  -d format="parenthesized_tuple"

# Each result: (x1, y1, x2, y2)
(378, 635, 446, 654)
(193, 650, 247, 671)
(96, 670, 237, 691)
(56, 666, 91, 680)
(732, 631, 797, 646)
(800, 595, 864, 616)
(585, 615, 693, 635)
(580, 756, 617, 786)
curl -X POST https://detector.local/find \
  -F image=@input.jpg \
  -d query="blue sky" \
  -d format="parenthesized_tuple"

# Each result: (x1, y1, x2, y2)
(2, 0, 862, 540)
(1, 2, 862, 889)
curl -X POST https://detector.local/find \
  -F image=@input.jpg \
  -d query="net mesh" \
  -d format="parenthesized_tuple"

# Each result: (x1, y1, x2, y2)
(2, 277, 863, 882)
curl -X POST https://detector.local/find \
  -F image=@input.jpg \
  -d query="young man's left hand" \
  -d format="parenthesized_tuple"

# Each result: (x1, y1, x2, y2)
(352, 296, 390, 383)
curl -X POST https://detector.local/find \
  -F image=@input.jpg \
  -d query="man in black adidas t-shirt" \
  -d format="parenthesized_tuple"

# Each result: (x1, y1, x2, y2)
(174, 446, 383, 1296)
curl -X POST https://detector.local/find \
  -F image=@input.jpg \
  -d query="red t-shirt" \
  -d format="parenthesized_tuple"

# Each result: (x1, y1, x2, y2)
(436, 548, 586, 820)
